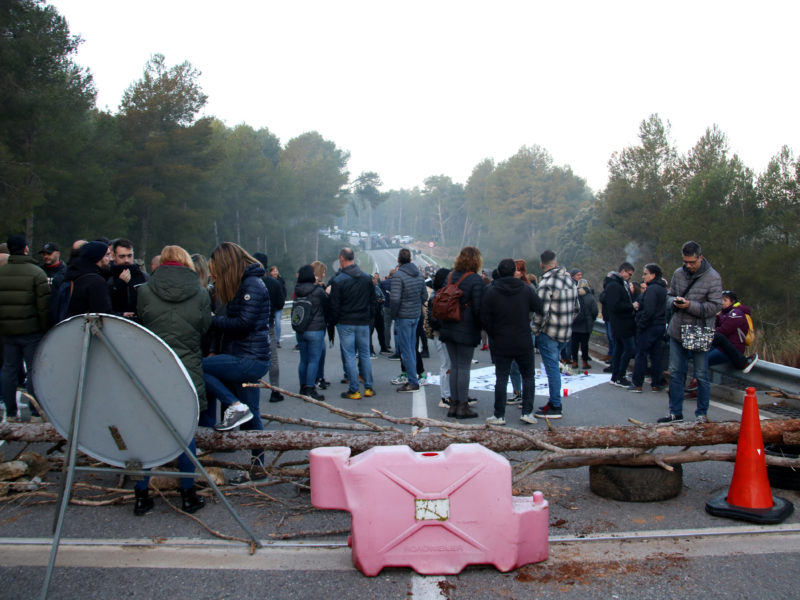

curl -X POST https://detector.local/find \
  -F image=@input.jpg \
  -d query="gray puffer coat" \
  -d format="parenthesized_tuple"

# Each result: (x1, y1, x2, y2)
(389, 262, 427, 320)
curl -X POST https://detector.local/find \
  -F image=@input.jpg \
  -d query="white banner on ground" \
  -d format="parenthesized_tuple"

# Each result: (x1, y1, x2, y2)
(425, 366, 609, 396)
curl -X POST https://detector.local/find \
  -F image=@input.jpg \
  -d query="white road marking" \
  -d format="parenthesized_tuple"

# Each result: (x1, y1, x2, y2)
(4, 525, 800, 571)
(411, 574, 448, 598)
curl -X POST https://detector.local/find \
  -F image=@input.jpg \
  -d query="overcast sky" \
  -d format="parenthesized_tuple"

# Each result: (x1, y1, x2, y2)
(49, 0, 799, 193)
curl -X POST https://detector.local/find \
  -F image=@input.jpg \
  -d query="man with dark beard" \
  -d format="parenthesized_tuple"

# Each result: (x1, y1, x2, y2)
(65, 241, 113, 317)
(108, 238, 148, 319)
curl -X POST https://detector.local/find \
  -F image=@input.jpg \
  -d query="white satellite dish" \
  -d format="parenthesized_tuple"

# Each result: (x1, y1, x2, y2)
(34, 314, 260, 599)
(33, 313, 198, 468)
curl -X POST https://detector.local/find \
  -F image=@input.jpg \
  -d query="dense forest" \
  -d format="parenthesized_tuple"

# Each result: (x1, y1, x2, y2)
(2, 1, 798, 362)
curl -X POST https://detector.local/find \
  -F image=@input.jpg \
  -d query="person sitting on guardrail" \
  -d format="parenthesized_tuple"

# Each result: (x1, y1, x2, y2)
(709, 290, 758, 373)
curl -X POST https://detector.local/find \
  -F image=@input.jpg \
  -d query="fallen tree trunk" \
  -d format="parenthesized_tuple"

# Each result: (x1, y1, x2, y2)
(4, 419, 800, 453)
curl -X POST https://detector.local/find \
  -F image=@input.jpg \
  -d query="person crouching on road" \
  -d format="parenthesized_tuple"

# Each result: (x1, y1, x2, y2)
(134, 245, 211, 515)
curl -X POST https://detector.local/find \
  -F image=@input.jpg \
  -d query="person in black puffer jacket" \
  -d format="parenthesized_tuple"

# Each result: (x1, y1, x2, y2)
(439, 246, 484, 419)
(202, 242, 271, 455)
(630, 263, 667, 392)
(294, 265, 331, 400)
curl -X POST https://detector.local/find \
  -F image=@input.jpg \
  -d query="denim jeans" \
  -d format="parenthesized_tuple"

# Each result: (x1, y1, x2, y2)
(433, 338, 450, 398)
(272, 309, 283, 343)
(709, 333, 748, 369)
(395, 316, 420, 385)
(494, 353, 535, 417)
(316, 343, 327, 382)
(382, 306, 394, 352)
(632, 325, 665, 387)
(297, 329, 326, 387)
(2, 333, 43, 417)
(202, 354, 269, 409)
(610, 333, 635, 381)
(337, 324, 373, 392)
(668, 337, 709, 417)
(605, 321, 615, 358)
(536, 333, 567, 408)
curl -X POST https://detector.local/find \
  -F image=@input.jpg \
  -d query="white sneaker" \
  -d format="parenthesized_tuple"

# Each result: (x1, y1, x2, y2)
(215, 406, 253, 431)
(742, 353, 759, 374)
(418, 375, 428, 385)
(391, 373, 408, 385)
(486, 415, 506, 425)
(520, 412, 537, 425)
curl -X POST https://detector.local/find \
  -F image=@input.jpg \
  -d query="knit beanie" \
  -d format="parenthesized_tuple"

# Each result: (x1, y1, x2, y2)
(80, 241, 109, 264)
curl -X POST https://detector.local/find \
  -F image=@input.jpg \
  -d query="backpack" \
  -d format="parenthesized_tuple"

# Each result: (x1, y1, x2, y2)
(743, 313, 755, 346)
(291, 295, 315, 333)
(50, 280, 74, 325)
(431, 271, 470, 322)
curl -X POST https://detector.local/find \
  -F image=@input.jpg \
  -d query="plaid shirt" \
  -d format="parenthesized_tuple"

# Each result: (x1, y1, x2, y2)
(532, 266, 578, 343)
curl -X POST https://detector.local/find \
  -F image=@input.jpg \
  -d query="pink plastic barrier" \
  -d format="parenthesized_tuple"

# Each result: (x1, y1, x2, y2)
(310, 443, 549, 575)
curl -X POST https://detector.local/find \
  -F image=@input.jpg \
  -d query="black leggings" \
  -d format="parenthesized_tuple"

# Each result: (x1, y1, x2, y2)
(444, 341, 475, 405)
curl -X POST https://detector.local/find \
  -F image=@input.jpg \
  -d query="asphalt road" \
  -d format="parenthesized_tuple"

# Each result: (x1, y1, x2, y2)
(1, 316, 799, 599)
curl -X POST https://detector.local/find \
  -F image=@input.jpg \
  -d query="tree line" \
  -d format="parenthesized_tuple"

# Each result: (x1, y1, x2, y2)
(2, 1, 798, 362)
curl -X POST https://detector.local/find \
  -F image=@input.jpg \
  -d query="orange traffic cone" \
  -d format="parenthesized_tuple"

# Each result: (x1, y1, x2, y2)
(706, 387, 794, 523)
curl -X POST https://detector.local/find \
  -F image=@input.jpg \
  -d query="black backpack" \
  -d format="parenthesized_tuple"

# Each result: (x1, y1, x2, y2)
(50, 279, 74, 325)
(291, 295, 315, 333)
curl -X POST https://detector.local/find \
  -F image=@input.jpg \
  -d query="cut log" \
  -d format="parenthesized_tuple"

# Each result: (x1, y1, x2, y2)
(4, 419, 800, 453)
(0, 460, 28, 481)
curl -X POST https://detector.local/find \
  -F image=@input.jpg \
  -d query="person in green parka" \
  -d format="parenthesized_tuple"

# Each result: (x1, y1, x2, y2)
(133, 245, 211, 516)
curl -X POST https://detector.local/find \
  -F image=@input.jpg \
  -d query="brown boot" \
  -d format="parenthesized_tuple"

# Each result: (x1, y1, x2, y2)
(571, 360, 578, 368)
(453, 401, 478, 419)
(583, 361, 591, 370)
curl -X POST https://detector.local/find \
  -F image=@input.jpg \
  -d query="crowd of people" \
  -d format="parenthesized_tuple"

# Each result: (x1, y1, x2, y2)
(0, 235, 763, 510)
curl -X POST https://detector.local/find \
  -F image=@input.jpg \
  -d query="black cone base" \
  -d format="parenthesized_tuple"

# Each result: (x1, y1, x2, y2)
(705, 490, 794, 524)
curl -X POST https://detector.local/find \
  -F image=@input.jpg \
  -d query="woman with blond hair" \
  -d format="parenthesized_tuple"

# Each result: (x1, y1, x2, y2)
(134, 245, 211, 515)
(203, 243, 271, 448)
(439, 246, 484, 419)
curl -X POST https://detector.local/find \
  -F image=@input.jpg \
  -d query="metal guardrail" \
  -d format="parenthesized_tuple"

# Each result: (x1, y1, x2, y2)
(592, 319, 800, 395)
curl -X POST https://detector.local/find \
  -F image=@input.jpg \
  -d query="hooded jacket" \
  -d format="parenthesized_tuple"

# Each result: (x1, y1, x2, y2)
(137, 264, 212, 407)
(390, 262, 427, 320)
(666, 258, 722, 341)
(480, 276, 543, 356)
(211, 263, 271, 362)
(65, 259, 113, 317)
(715, 300, 752, 353)
(0, 255, 51, 335)
(603, 271, 636, 338)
